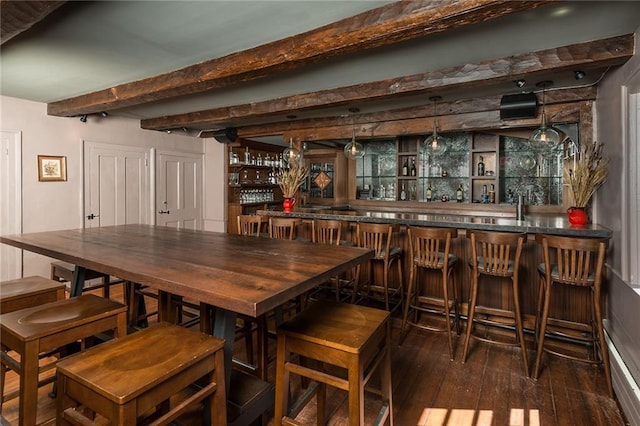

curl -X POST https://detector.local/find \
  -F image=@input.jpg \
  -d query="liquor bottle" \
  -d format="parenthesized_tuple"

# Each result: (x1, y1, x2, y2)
(482, 184, 489, 203)
(426, 182, 432, 202)
(244, 147, 251, 165)
(402, 158, 409, 176)
(477, 156, 485, 176)
(456, 183, 463, 203)
(400, 183, 407, 200)
(489, 184, 496, 203)
(410, 158, 417, 176)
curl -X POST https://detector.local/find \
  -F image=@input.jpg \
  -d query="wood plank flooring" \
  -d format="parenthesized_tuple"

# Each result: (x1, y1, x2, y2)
(1, 288, 628, 425)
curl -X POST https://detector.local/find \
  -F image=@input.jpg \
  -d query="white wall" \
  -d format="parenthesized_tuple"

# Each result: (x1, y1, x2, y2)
(596, 29, 640, 421)
(0, 95, 225, 278)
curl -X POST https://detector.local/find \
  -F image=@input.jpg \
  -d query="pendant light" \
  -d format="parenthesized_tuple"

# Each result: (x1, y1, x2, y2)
(283, 138, 301, 167)
(344, 127, 365, 160)
(424, 96, 447, 156)
(529, 81, 560, 149)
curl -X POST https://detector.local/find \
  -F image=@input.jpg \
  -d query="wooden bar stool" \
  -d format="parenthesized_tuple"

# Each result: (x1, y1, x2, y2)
(0, 294, 127, 426)
(462, 230, 529, 375)
(311, 219, 356, 301)
(56, 322, 227, 426)
(533, 234, 612, 396)
(274, 300, 393, 426)
(0, 276, 66, 314)
(401, 227, 459, 360)
(237, 214, 264, 237)
(354, 222, 404, 313)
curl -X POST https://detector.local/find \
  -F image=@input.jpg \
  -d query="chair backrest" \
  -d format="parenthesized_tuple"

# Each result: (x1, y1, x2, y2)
(312, 219, 343, 245)
(469, 230, 525, 278)
(268, 217, 301, 240)
(408, 226, 457, 270)
(539, 234, 607, 287)
(356, 222, 397, 259)
(237, 214, 263, 237)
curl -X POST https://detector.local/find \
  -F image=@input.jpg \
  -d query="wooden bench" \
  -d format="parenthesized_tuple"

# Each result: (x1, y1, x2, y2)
(0, 294, 127, 426)
(56, 322, 227, 425)
(0, 276, 66, 314)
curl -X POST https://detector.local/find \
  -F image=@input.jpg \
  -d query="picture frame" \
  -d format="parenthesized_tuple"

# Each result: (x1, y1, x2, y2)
(37, 155, 67, 182)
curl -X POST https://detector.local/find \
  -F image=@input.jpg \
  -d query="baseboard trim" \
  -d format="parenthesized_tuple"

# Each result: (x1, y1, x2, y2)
(607, 331, 640, 425)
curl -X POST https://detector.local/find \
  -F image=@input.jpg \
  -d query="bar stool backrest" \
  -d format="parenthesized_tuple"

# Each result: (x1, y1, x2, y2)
(408, 227, 457, 270)
(356, 222, 397, 260)
(469, 230, 525, 278)
(269, 217, 301, 240)
(539, 234, 607, 287)
(237, 214, 263, 237)
(312, 219, 343, 245)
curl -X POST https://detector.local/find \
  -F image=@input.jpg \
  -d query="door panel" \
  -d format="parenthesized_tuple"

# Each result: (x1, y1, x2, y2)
(156, 152, 203, 229)
(84, 142, 150, 228)
(1, 130, 22, 280)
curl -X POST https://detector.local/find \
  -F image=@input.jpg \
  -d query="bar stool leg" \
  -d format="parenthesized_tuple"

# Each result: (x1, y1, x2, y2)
(442, 267, 454, 361)
(533, 281, 552, 379)
(512, 276, 529, 376)
(347, 358, 364, 426)
(593, 287, 613, 396)
(462, 272, 479, 363)
(20, 341, 40, 426)
(400, 263, 417, 343)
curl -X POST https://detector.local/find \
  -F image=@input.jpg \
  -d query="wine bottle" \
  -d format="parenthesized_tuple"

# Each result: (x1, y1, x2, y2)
(426, 182, 432, 202)
(400, 183, 407, 200)
(402, 158, 408, 176)
(489, 184, 496, 203)
(456, 183, 463, 203)
(410, 158, 416, 176)
(477, 156, 485, 176)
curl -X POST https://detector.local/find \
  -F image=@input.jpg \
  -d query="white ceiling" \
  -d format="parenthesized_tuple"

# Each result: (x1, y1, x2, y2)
(1, 1, 640, 135)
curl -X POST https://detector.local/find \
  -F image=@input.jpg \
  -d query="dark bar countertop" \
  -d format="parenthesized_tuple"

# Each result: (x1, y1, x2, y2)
(258, 206, 612, 238)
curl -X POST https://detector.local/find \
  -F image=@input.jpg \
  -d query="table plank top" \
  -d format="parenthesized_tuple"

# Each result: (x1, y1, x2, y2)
(0, 224, 373, 317)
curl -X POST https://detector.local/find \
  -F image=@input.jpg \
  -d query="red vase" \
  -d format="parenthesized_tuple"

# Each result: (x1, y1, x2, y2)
(283, 198, 295, 213)
(567, 207, 588, 225)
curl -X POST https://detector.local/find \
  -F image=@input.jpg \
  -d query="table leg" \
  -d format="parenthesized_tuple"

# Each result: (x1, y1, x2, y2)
(70, 265, 86, 297)
(213, 308, 237, 394)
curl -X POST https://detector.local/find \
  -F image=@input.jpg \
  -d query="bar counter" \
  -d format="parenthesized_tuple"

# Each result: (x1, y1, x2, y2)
(258, 206, 612, 238)
(257, 206, 611, 333)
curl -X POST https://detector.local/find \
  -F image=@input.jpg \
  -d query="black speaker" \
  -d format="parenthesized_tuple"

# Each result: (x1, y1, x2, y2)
(213, 128, 237, 143)
(500, 93, 538, 120)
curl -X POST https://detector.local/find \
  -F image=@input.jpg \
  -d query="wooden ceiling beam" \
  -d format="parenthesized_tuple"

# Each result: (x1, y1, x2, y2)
(0, 1, 66, 45)
(143, 34, 630, 131)
(47, 0, 552, 117)
(212, 87, 596, 139)
(279, 102, 583, 142)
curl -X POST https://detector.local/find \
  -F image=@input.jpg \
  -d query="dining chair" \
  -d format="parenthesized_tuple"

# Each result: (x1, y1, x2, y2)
(533, 234, 611, 396)
(462, 230, 529, 375)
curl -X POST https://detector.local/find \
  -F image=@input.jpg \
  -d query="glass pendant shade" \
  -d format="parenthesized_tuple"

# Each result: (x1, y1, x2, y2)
(424, 125, 447, 156)
(344, 131, 365, 160)
(282, 139, 301, 166)
(529, 81, 560, 150)
(423, 96, 447, 156)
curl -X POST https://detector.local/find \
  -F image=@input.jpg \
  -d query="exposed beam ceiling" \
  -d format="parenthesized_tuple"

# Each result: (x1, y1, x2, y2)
(46, 0, 552, 117)
(0, 1, 66, 45)
(1, 1, 638, 144)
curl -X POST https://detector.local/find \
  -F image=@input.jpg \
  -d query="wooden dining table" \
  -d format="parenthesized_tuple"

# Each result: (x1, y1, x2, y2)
(0, 224, 374, 423)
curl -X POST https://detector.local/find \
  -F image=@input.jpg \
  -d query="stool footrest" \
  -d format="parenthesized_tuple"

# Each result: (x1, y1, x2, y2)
(285, 362, 348, 391)
(149, 381, 217, 426)
(63, 407, 96, 426)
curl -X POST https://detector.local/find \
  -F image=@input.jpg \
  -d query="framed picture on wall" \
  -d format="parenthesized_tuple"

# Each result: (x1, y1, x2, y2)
(37, 155, 67, 182)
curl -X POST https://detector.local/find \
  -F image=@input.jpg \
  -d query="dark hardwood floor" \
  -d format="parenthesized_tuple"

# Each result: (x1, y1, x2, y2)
(1, 288, 628, 425)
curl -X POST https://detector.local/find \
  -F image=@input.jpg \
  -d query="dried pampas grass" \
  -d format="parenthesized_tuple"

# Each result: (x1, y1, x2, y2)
(566, 140, 609, 208)
(276, 161, 308, 198)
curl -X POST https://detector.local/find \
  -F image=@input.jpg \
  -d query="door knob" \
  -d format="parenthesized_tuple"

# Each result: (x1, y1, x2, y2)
(158, 210, 170, 214)
(86, 213, 100, 220)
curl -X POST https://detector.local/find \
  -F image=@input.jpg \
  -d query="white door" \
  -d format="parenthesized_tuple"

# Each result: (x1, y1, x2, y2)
(156, 151, 203, 229)
(0, 130, 22, 280)
(84, 141, 151, 228)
